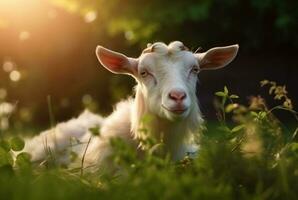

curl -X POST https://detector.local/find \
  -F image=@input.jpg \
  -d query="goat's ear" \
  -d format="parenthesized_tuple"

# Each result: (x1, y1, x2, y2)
(96, 46, 138, 75)
(196, 44, 239, 70)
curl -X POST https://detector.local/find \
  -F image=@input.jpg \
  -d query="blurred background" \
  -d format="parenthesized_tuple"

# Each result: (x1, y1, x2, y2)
(0, 0, 297, 133)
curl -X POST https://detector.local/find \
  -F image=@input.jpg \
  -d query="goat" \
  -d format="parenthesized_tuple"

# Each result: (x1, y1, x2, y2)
(23, 41, 239, 168)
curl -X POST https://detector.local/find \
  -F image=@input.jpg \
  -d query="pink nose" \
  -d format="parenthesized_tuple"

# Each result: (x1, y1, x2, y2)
(168, 90, 186, 102)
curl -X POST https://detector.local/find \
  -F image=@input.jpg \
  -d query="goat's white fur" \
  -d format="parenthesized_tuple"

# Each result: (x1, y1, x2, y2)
(23, 41, 239, 168)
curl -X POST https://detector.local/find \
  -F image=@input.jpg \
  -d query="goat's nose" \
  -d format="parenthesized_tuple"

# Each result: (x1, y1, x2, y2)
(168, 90, 187, 102)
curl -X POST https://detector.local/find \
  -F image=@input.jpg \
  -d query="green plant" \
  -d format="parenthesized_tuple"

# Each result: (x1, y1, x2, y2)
(0, 80, 297, 200)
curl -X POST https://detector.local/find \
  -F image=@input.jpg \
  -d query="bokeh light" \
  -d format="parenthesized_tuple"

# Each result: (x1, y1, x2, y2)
(82, 94, 92, 105)
(19, 31, 31, 41)
(2, 60, 15, 72)
(84, 11, 97, 23)
(125, 30, 134, 41)
(0, 102, 14, 116)
(9, 70, 21, 82)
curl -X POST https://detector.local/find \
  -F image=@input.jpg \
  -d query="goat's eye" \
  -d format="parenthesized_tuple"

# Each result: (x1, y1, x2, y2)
(191, 66, 200, 74)
(140, 70, 148, 78)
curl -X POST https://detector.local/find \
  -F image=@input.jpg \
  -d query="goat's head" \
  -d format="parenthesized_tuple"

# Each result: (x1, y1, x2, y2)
(96, 41, 238, 122)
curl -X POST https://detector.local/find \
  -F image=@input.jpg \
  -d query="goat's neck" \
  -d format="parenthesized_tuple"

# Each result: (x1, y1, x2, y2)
(132, 86, 202, 160)
(150, 116, 191, 159)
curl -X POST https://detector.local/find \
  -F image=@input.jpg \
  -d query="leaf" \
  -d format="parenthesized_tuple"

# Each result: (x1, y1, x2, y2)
(290, 142, 298, 153)
(260, 80, 269, 87)
(269, 86, 275, 94)
(141, 114, 154, 124)
(250, 111, 258, 117)
(215, 92, 226, 97)
(10, 136, 25, 151)
(292, 128, 298, 140)
(15, 152, 31, 169)
(149, 143, 164, 155)
(231, 125, 245, 133)
(217, 126, 231, 133)
(225, 103, 238, 113)
(0, 147, 13, 167)
(259, 111, 267, 119)
(89, 126, 100, 136)
(138, 128, 148, 134)
(0, 140, 11, 152)
(230, 95, 239, 99)
(224, 86, 229, 95)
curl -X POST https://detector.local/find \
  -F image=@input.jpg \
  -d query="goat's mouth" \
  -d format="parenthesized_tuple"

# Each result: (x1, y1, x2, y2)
(161, 104, 188, 115)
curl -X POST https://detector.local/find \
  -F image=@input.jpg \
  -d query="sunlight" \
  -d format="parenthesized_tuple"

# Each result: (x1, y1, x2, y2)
(0, 0, 46, 33)
(0, 18, 9, 29)
(50, 0, 79, 13)
(0, 0, 43, 15)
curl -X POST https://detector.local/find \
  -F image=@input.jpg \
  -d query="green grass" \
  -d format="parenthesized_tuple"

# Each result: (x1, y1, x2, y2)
(0, 81, 297, 200)
(0, 129, 297, 200)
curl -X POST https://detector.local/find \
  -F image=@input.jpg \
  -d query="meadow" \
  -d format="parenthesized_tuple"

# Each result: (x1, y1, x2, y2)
(0, 81, 297, 200)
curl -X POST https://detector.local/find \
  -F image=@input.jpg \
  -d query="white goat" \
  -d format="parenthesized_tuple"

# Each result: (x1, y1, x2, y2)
(23, 41, 238, 168)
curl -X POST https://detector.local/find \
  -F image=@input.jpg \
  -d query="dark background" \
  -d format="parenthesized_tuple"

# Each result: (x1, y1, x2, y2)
(0, 0, 297, 130)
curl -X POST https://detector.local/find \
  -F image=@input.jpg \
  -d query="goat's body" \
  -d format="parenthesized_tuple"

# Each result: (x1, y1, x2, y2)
(24, 98, 200, 168)
(23, 100, 135, 167)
